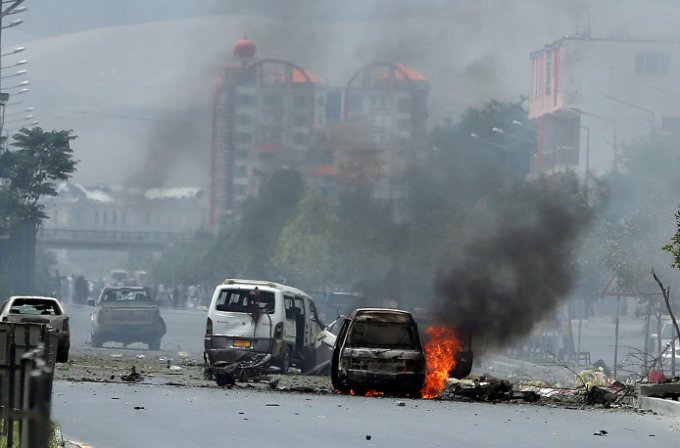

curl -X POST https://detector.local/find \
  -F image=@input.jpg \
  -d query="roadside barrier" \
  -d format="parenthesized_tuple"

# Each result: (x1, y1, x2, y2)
(0, 322, 57, 447)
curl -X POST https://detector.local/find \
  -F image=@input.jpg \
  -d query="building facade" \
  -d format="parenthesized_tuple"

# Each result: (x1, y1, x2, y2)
(529, 34, 680, 176)
(42, 182, 206, 234)
(210, 39, 430, 232)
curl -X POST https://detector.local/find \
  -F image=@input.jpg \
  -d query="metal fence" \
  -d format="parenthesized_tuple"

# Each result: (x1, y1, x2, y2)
(0, 322, 56, 448)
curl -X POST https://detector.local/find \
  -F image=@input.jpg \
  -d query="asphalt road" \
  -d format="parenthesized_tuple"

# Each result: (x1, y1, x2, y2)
(52, 381, 679, 448)
(66, 303, 207, 359)
(64, 301, 652, 375)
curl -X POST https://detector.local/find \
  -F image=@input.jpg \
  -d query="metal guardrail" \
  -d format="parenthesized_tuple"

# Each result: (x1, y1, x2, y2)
(38, 228, 192, 242)
(0, 322, 57, 448)
(36, 227, 194, 250)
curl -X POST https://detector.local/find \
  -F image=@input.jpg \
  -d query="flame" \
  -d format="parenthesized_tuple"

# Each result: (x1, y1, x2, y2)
(421, 324, 462, 399)
(348, 389, 384, 397)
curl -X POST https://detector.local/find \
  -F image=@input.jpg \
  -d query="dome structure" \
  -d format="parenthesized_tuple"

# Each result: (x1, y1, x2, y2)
(233, 37, 256, 61)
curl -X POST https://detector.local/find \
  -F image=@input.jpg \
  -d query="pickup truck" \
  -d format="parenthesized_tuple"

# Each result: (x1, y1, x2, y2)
(89, 286, 166, 350)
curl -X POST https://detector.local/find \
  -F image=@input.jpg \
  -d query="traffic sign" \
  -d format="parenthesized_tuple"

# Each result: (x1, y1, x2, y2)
(601, 274, 636, 297)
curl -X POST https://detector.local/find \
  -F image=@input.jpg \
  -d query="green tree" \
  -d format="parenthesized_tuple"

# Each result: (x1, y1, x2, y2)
(273, 191, 335, 289)
(0, 127, 77, 295)
(600, 135, 680, 296)
(229, 168, 306, 279)
(664, 211, 680, 269)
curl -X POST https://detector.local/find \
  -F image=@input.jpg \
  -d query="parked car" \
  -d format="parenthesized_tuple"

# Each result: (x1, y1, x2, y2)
(204, 279, 324, 386)
(89, 286, 166, 350)
(331, 308, 426, 397)
(0, 296, 70, 362)
(651, 320, 680, 369)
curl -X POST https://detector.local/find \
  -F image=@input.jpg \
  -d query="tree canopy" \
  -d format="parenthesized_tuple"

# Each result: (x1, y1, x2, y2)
(0, 128, 77, 230)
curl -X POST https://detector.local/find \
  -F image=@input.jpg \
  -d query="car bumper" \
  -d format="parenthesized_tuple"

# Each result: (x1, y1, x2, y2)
(342, 370, 425, 390)
(204, 336, 277, 364)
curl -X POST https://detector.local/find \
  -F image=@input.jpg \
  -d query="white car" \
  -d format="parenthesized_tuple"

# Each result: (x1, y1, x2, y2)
(204, 279, 324, 385)
(0, 295, 70, 362)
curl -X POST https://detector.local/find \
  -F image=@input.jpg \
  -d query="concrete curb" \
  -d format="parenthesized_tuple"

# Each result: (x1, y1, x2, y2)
(638, 396, 680, 417)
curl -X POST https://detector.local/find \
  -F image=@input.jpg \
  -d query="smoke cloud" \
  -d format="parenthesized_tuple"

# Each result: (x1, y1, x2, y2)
(433, 174, 591, 353)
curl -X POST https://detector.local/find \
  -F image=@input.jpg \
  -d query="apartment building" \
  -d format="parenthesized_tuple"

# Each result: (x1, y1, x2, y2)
(529, 33, 680, 176)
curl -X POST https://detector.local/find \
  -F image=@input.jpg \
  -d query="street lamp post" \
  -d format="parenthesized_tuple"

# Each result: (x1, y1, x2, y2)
(471, 132, 512, 189)
(581, 124, 590, 196)
(0, 0, 28, 138)
(570, 107, 618, 173)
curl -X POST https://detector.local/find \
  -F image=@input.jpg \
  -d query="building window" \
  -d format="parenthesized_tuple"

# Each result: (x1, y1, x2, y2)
(236, 114, 253, 126)
(397, 118, 411, 132)
(545, 51, 552, 96)
(293, 114, 309, 126)
(635, 51, 670, 76)
(661, 116, 680, 133)
(292, 132, 309, 146)
(294, 95, 310, 109)
(236, 93, 255, 108)
(236, 132, 253, 143)
(259, 152, 275, 162)
(236, 148, 248, 159)
(263, 94, 283, 108)
(397, 97, 411, 114)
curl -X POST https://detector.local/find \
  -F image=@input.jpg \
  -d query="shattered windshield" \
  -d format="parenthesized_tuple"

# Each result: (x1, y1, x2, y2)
(348, 322, 417, 350)
(101, 289, 150, 303)
(9, 299, 62, 316)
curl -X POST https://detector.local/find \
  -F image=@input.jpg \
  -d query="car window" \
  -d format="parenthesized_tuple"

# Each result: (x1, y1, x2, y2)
(9, 299, 62, 316)
(102, 290, 150, 302)
(348, 322, 417, 349)
(215, 288, 275, 314)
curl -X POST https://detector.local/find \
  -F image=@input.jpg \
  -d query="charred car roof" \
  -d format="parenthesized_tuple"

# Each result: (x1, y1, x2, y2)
(348, 308, 416, 324)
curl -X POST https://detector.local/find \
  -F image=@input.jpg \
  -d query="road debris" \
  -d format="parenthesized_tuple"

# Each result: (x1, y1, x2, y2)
(593, 429, 608, 436)
(121, 366, 142, 382)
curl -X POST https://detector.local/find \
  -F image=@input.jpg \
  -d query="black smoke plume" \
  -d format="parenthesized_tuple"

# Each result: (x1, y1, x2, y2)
(433, 173, 591, 353)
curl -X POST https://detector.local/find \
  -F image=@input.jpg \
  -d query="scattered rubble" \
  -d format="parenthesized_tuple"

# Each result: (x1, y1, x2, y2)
(121, 366, 142, 382)
(55, 353, 677, 413)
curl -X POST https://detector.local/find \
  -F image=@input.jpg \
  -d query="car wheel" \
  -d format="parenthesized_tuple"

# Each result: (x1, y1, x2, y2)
(91, 335, 103, 348)
(302, 347, 318, 373)
(148, 337, 161, 351)
(215, 372, 235, 387)
(278, 346, 291, 374)
(407, 388, 422, 399)
(56, 346, 69, 363)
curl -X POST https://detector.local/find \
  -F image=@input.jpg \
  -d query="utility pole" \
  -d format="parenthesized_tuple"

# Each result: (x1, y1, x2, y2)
(0, 0, 26, 137)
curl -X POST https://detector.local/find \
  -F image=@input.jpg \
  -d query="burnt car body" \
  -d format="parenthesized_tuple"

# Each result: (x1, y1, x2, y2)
(331, 308, 425, 397)
(0, 295, 70, 362)
(89, 286, 166, 350)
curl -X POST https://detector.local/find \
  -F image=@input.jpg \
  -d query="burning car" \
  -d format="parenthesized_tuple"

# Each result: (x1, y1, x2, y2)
(331, 308, 425, 397)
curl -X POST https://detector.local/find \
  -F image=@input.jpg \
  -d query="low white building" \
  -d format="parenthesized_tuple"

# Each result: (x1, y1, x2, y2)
(529, 33, 680, 177)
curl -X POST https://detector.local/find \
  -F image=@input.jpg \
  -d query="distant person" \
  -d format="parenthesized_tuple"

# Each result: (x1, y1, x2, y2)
(73, 275, 89, 304)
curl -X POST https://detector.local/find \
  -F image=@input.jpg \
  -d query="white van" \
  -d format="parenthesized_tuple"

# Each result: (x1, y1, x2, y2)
(204, 279, 323, 378)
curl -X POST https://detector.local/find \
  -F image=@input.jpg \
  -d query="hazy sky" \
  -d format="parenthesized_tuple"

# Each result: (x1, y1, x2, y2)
(4, 0, 680, 188)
